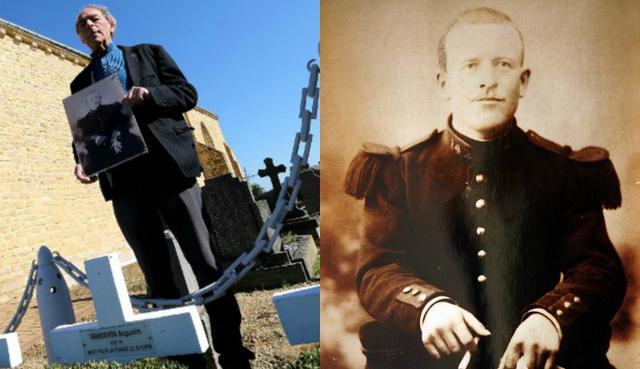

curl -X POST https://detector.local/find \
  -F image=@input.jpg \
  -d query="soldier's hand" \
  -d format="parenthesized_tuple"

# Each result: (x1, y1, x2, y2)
(498, 314, 560, 369)
(111, 130, 123, 154)
(92, 135, 108, 146)
(74, 164, 97, 184)
(124, 86, 150, 106)
(421, 302, 490, 359)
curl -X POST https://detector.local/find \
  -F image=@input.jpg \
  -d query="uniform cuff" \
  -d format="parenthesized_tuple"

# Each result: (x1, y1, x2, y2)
(523, 308, 563, 341)
(419, 296, 456, 326)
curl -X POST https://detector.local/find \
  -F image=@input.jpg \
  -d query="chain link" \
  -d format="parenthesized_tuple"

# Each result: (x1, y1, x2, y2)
(52, 252, 89, 288)
(3, 261, 38, 334)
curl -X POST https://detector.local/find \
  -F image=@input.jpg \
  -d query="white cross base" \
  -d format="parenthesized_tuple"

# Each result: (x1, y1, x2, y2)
(49, 254, 209, 364)
(0, 333, 22, 368)
(272, 285, 319, 345)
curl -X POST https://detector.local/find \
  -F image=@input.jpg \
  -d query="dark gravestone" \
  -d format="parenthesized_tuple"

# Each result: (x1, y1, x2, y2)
(255, 199, 281, 252)
(202, 174, 272, 264)
(299, 164, 320, 215)
(282, 235, 318, 278)
(201, 173, 317, 291)
(234, 234, 318, 290)
(282, 212, 320, 247)
(233, 258, 310, 291)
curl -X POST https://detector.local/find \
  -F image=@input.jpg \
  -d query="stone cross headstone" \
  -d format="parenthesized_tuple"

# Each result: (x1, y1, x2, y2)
(49, 254, 209, 364)
(299, 164, 320, 215)
(258, 157, 286, 206)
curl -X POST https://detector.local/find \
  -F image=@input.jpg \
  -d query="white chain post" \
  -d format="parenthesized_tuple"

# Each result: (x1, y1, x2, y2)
(36, 246, 76, 364)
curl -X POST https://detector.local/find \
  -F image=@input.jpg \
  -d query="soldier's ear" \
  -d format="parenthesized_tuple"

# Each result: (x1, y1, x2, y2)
(437, 72, 450, 100)
(519, 69, 531, 98)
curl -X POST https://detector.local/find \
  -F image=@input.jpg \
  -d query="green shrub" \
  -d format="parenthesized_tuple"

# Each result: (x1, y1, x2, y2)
(286, 346, 319, 369)
(312, 253, 320, 277)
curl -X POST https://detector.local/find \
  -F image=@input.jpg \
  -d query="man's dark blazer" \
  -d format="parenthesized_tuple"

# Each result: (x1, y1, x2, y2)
(70, 44, 200, 200)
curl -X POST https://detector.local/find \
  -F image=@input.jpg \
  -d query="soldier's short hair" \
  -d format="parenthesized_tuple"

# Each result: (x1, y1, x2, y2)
(75, 4, 117, 37)
(438, 7, 524, 71)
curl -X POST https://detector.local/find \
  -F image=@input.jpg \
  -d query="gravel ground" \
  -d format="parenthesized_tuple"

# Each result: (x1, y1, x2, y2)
(18, 263, 318, 369)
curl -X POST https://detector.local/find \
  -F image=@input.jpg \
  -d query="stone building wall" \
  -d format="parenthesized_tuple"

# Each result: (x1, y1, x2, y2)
(185, 107, 245, 180)
(0, 19, 134, 314)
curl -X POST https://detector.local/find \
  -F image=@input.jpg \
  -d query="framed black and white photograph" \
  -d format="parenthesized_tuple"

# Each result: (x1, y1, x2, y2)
(63, 74, 147, 177)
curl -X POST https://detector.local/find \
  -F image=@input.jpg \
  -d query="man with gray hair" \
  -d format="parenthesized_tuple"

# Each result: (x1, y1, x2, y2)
(346, 7, 626, 369)
(70, 4, 254, 368)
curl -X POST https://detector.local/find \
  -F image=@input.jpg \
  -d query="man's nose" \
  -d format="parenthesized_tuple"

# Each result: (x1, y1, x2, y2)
(478, 66, 498, 90)
(82, 19, 95, 30)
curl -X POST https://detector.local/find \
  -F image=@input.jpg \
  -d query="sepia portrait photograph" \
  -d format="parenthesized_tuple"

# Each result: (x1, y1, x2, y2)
(64, 74, 147, 177)
(321, 1, 640, 369)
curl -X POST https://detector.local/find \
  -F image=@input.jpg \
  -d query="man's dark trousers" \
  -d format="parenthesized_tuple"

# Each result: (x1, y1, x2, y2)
(112, 180, 249, 368)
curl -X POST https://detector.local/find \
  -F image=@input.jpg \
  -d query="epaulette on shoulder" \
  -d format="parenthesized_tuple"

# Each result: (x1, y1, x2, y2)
(527, 130, 611, 162)
(526, 130, 572, 157)
(401, 129, 439, 153)
(527, 130, 620, 209)
(344, 142, 401, 199)
(571, 146, 621, 209)
(568, 146, 610, 163)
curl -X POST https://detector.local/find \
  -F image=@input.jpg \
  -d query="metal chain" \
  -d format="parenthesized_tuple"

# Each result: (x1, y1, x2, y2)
(130, 59, 319, 310)
(52, 252, 89, 288)
(3, 261, 38, 334)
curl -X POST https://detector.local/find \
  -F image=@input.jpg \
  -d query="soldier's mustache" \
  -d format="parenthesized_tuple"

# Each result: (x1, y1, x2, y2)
(472, 96, 504, 102)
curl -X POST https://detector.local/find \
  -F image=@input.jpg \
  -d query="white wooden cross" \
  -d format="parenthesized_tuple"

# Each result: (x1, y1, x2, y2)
(49, 253, 209, 364)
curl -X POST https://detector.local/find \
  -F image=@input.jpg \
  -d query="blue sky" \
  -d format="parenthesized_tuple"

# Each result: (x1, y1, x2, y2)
(0, 0, 319, 189)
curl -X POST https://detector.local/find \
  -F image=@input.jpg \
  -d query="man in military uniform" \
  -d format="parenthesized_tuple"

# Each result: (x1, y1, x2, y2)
(344, 8, 626, 369)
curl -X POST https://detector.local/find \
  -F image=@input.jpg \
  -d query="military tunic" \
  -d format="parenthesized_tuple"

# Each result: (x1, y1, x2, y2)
(345, 119, 626, 369)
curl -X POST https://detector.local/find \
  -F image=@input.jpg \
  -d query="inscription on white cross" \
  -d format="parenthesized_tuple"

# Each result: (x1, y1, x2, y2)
(49, 254, 209, 364)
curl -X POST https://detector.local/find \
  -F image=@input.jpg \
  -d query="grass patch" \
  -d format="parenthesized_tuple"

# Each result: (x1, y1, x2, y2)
(46, 358, 186, 369)
(286, 346, 320, 369)
(312, 253, 320, 277)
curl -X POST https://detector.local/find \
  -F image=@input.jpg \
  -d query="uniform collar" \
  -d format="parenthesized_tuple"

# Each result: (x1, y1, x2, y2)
(443, 115, 519, 160)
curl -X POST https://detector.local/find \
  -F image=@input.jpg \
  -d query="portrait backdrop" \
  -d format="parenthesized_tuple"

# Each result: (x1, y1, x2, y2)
(320, 1, 640, 368)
